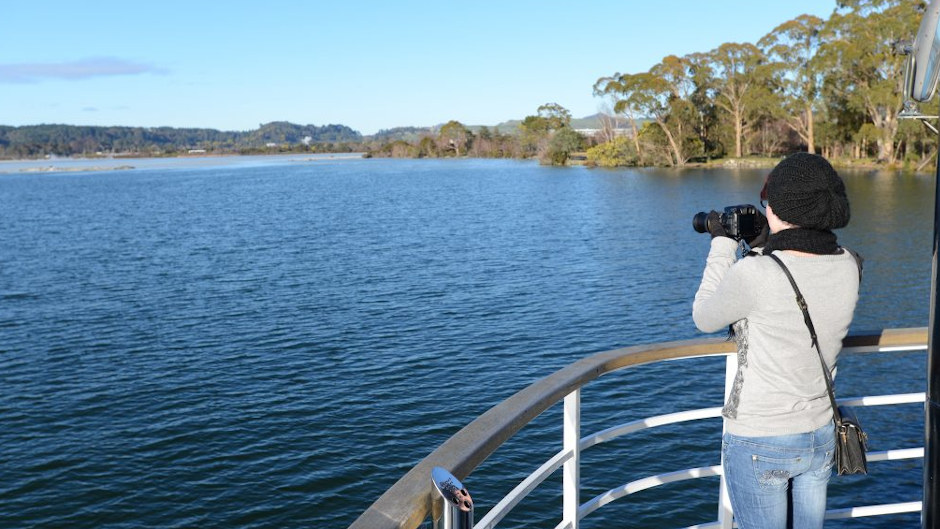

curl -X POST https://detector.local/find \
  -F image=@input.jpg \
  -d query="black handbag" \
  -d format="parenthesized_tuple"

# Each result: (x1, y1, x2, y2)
(835, 405, 868, 474)
(768, 253, 868, 475)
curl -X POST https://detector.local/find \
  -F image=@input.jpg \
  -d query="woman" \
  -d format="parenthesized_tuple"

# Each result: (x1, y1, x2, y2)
(692, 152, 859, 529)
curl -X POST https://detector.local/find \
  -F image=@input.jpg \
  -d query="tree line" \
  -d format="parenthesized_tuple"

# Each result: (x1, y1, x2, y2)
(0, 121, 362, 158)
(589, 0, 936, 168)
(365, 103, 587, 164)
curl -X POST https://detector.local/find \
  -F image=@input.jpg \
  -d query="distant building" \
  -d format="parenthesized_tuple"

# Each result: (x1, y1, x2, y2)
(574, 128, 633, 138)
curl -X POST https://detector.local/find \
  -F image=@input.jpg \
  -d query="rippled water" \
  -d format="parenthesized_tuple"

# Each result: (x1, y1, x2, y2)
(0, 158, 932, 528)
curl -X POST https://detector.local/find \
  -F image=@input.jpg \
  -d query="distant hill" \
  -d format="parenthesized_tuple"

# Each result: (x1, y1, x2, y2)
(486, 114, 637, 135)
(488, 119, 523, 135)
(1, 114, 642, 158)
(248, 121, 361, 144)
(366, 114, 636, 139)
(0, 121, 362, 157)
(370, 126, 431, 143)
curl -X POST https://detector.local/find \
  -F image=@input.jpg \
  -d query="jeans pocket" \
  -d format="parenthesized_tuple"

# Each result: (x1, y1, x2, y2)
(818, 448, 834, 475)
(751, 454, 801, 489)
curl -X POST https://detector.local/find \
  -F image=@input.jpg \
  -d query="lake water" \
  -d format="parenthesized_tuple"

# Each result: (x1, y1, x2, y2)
(0, 157, 931, 528)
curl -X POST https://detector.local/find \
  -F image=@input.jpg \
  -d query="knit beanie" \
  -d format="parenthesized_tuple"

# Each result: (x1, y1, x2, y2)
(766, 152, 850, 230)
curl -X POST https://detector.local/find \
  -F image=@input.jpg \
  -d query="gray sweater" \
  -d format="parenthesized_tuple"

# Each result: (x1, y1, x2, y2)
(693, 237, 860, 437)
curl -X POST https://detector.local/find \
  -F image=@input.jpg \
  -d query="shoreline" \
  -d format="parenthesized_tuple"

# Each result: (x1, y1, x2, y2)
(0, 152, 366, 175)
(0, 152, 929, 175)
(0, 151, 366, 163)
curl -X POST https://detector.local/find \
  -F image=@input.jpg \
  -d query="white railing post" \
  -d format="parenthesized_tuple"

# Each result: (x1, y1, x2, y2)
(563, 389, 581, 529)
(717, 353, 736, 529)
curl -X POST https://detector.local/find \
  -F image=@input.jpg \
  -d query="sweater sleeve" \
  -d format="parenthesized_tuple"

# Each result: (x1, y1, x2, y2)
(692, 237, 757, 333)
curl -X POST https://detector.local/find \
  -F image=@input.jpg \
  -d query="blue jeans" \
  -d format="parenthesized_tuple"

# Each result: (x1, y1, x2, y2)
(722, 423, 835, 529)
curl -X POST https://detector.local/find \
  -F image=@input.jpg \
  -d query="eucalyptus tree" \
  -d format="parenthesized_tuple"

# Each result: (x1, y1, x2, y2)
(759, 14, 828, 154)
(593, 73, 646, 159)
(519, 102, 572, 158)
(815, 88, 868, 159)
(897, 118, 938, 171)
(698, 42, 774, 158)
(603, 71, 689, 165)
(594, 56, 701, 167)
(653, 55, 707, 166)
(816, 0, 922, 162)
(685, 52, 722, 159)
(536, 102, 572, 129)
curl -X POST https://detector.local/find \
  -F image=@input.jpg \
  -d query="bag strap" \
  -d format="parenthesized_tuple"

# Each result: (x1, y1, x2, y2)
(843, 246, 864, 283)
(767, 252, 843, 425)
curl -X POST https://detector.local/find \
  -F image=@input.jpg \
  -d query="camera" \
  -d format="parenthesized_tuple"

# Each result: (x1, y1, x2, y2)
(693, 204, 767, 241)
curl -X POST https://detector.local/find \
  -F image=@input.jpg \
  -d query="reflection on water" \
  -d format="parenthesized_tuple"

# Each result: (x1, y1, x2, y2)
(842, 170, 934, 330)
(0, 153, 364, 174)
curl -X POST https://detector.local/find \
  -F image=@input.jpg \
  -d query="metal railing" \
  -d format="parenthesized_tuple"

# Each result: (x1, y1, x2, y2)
(348, 327, 928, 529)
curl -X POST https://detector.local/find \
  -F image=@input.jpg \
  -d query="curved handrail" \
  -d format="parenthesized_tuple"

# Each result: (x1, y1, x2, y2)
(348, 327, 927, 529)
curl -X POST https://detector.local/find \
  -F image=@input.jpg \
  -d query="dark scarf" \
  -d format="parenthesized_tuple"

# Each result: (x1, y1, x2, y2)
(762, 227, 840, 255)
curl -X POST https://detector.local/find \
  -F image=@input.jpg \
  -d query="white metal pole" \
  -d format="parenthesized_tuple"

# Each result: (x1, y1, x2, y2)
(563, 389, 581, 529)
(717, 353, 736, 528)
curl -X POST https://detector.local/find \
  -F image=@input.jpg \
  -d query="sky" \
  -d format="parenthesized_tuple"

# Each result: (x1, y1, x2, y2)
(2, 1, 840, 136)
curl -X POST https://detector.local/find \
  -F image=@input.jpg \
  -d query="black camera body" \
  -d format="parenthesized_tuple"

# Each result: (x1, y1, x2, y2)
(693, 204, 766, 241)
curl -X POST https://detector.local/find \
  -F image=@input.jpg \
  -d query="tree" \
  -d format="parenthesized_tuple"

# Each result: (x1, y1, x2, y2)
(594, 73, 646, 161)
(685, 52, 724, 160)
(593, 107, 625, 145)
(585, 135, 637, 167)
(469, 127, 517, 158)
(816, 0, 922, 162)
(519, 103, 574, 158)
(536, 103, 572, 130)
(438, 120, 471, 156)
(701, 42, 772, 158)
(542, 128, 585, 165)
(595, 66, 696, 167)
(646, 55, 700, 166)
(417, 135, 439, 158)
(518, 115, 548, 156)
(759, 14, 829, 153)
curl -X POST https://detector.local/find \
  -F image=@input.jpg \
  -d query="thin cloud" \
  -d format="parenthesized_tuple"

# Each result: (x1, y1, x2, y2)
(0, 57, 167, 83)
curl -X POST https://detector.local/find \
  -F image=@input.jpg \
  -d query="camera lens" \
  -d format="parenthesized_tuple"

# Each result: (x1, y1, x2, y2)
(692, 211, 709, 233)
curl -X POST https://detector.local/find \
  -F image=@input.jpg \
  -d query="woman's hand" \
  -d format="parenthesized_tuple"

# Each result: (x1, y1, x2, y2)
(706, 211, 729, 239)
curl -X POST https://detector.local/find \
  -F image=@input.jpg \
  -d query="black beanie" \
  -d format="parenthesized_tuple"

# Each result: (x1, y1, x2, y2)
(766, 152, 850, 230)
